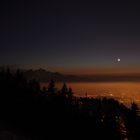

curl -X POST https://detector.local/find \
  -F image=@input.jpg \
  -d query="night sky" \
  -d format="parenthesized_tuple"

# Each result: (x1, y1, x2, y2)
(1, 1, 140, 74)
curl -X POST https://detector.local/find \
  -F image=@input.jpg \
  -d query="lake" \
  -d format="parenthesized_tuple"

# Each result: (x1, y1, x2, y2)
(41, 82, 140, 107)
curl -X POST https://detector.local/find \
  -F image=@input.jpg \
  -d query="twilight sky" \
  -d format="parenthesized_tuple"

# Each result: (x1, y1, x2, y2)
(0, 0, 140, 74)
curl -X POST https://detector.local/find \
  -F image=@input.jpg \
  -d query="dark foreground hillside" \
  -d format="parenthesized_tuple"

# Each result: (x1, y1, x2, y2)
(0, 69, 140, 140)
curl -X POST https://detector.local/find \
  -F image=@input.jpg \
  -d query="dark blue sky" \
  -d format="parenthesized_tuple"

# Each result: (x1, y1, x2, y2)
(1, 0, 140, 72)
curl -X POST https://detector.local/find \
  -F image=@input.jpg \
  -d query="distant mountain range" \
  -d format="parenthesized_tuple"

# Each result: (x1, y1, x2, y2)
(1, 67, 140, 82)
(23, 68, 140, 82)
(23, 68, 88, 82)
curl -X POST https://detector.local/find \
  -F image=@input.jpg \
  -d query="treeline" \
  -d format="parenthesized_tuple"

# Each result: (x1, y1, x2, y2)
(0, 69, 140, 140)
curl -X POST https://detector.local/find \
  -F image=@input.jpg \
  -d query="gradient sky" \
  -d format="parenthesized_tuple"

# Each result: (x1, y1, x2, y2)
(1, 0, 140, 74)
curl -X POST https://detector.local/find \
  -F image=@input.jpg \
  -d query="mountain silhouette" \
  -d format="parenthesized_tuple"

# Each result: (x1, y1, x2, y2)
(1, 67, 140, 82)
(23, 68, 88, 82)
(23, 69, 140, 82)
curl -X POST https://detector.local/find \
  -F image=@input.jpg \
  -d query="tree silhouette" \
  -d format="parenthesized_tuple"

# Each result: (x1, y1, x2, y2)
(131, 102, 139, 116)
(68, 87, 73, 99)
(0, 69, 140, 140)
(47, 79, 56, 95)
(61, 83, 68, 97)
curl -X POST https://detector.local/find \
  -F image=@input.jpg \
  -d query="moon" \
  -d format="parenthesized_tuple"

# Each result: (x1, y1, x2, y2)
(117, 58, 120, 62)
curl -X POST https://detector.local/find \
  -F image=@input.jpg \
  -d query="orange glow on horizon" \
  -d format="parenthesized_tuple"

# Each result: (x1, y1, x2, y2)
(50, 67, 140, 76)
